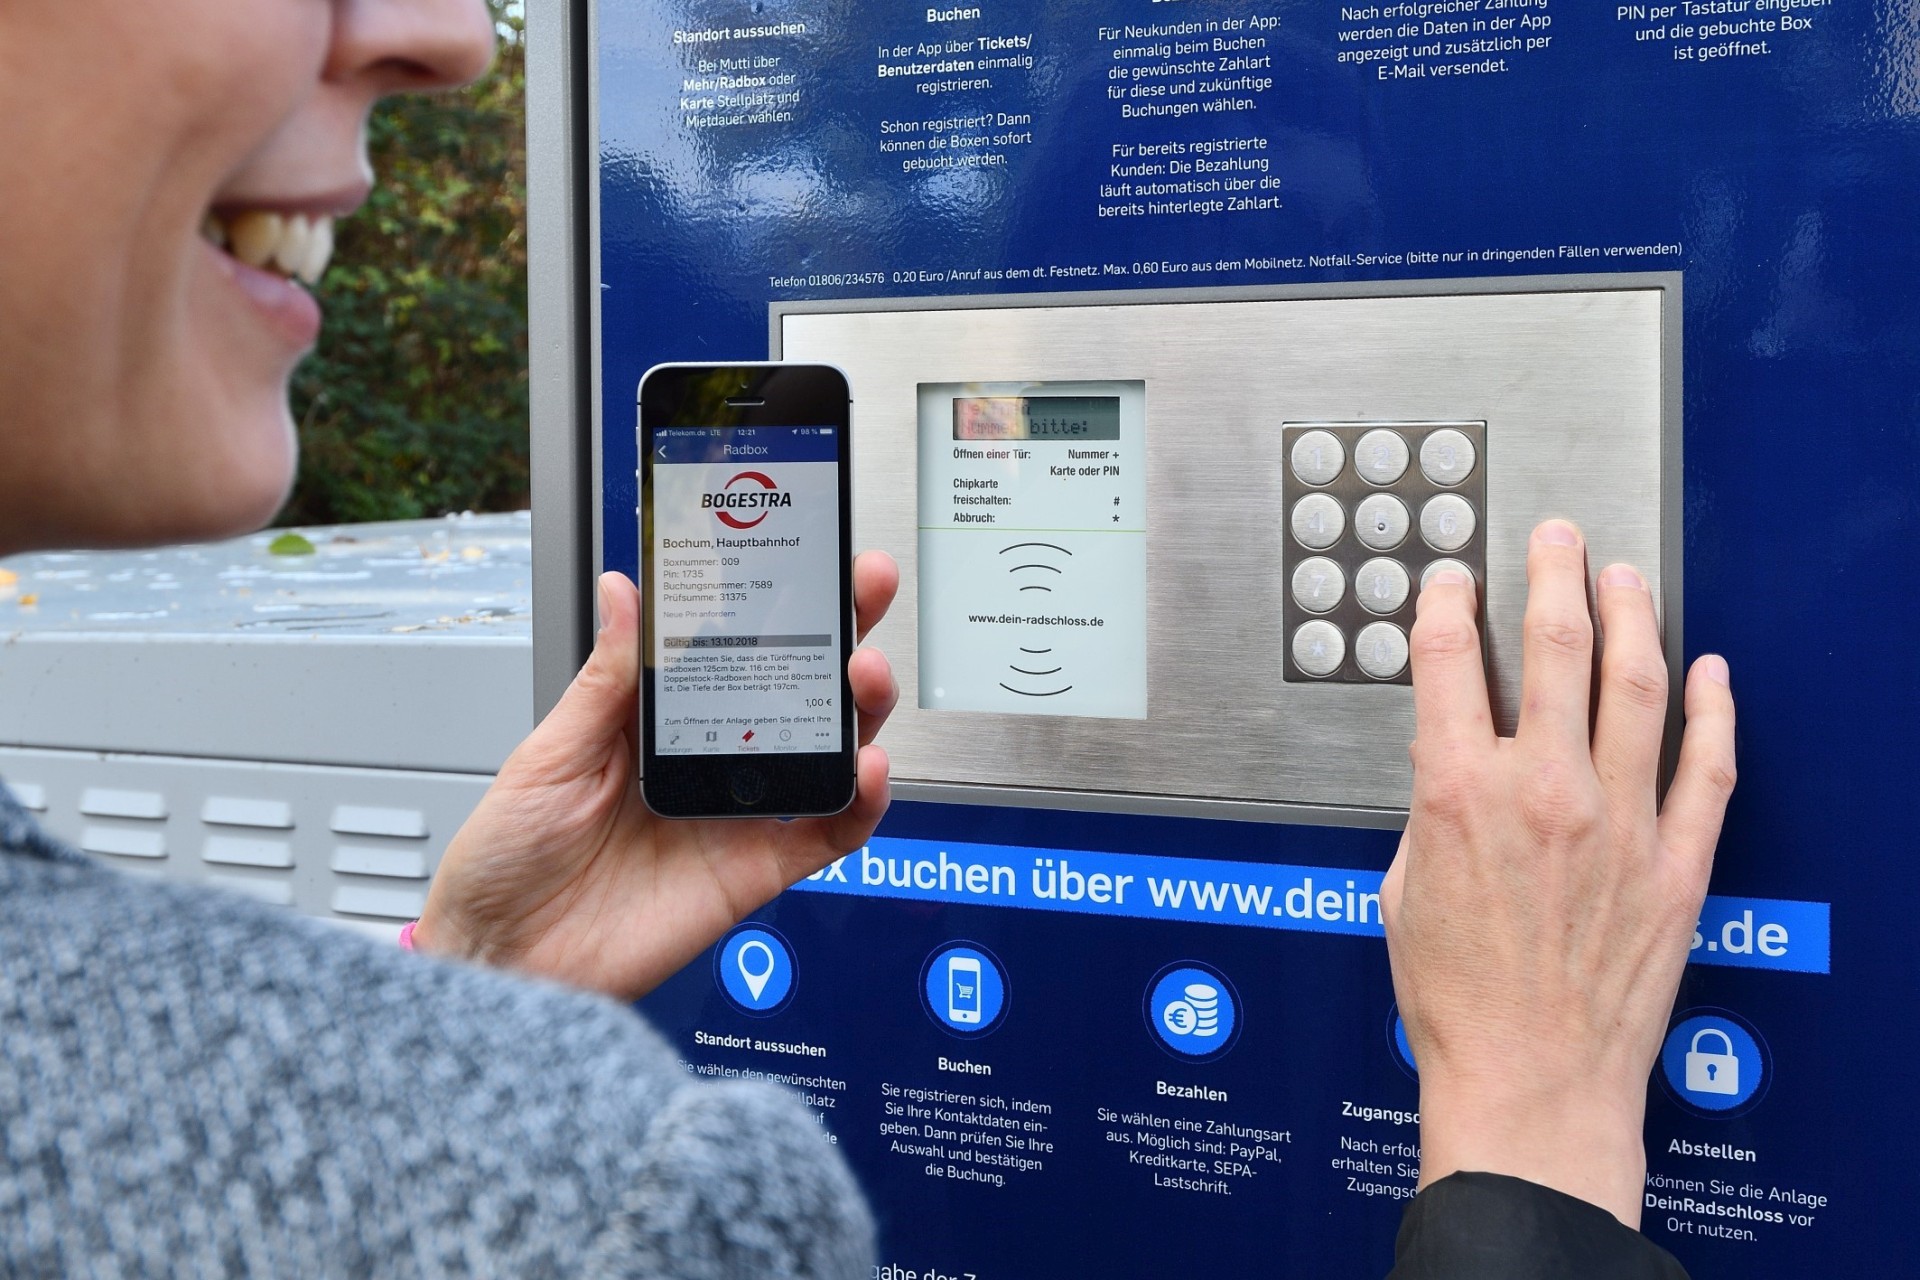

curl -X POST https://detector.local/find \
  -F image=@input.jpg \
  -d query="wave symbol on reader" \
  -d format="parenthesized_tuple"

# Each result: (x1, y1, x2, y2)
(999, 540, 1074, 698)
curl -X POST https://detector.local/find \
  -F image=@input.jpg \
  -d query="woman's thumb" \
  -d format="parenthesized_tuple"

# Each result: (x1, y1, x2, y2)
(526, 572, 640, 759)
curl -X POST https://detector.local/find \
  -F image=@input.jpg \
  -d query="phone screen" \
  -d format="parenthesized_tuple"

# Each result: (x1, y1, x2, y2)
(648, 424, 845, 757)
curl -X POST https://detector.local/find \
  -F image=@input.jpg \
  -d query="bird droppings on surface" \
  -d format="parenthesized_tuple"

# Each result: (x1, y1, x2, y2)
(0, 512, 532, 638)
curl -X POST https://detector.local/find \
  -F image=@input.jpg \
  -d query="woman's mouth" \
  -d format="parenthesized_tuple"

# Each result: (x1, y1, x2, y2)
(200, 209, 334, 348)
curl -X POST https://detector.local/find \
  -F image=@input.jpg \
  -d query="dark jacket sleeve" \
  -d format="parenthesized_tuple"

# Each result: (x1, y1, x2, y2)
(1390, 1172, 1690, 1280)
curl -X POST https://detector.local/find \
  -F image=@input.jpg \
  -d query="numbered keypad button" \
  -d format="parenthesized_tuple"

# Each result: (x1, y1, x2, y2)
(1354, 558, 1411, 615)
(1354, 494, 1410, 551)
(1291, 620, 1346, 678)
(1355, 622, 1410, 680)
(1354, 429, 1410, 486)
(1281, 422, 1483, 686)
(1420, 494, 1476, 552)
(1290, 493, 1346, 550)
(1419, 429, 1477, 487)
(1290, 557, 1346, 614)
(1289, 430, 1345, 486)
(1420, 557, 1476, 590)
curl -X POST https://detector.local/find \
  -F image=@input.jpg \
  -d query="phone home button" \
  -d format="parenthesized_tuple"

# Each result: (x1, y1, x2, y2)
(730, 767, 768, 808)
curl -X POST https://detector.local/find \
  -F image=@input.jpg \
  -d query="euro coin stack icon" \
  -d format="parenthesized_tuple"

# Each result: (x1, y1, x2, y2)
(1186, 983, 1220, 1038)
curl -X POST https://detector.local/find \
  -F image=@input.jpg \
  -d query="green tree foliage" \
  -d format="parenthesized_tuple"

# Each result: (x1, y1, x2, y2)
(279, 12, 527, 525)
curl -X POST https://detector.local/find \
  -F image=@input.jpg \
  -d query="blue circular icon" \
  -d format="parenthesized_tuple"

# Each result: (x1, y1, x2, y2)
(920, 942, 1009, 1037)
(1387, 1005, 1419, 1079)
(1144, 962, 1241, 1062)
(1659, 1009, 1770, 1116)
(715, 923, 796, 1017)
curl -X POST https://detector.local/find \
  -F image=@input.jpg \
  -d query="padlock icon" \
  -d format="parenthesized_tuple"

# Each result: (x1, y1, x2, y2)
(1684, 1028, 1741, 1096)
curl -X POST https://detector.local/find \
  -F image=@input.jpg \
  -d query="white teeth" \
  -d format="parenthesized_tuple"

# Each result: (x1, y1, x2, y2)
(272, 215, 311, 276)
(228, 211, 283, 270)
(298, 217, 334, 286)
(210, 211, 336, 285)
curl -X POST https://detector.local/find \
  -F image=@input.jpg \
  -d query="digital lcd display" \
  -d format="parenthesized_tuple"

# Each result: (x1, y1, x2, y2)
(953, 396, 1122, 441)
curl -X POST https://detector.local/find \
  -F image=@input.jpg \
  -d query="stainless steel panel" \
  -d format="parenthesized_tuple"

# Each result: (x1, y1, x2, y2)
(778, 279, 1672, 816)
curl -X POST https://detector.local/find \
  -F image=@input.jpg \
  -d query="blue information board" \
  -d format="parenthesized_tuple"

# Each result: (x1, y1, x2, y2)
(598, 2, 1914, 1272)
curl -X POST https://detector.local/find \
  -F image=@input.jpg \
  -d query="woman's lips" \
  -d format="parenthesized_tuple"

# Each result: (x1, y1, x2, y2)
(196, 191, 358, 352)
(200, 209, 337, 351)
(203, 237, 323, 350)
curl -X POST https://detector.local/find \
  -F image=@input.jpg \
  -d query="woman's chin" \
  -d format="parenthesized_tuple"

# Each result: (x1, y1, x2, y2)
(119, 410, 301, 547)
(198, 432, 301, 540)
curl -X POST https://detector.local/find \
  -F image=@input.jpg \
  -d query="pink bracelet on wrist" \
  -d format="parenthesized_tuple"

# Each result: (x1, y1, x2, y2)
(398, 919, 420, 951)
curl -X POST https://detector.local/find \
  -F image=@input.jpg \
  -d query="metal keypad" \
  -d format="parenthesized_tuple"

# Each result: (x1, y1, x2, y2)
(1281, 422, 1487, 685)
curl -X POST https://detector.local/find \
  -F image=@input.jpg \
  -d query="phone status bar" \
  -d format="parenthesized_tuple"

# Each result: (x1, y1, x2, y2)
(651, 425, 839, 465)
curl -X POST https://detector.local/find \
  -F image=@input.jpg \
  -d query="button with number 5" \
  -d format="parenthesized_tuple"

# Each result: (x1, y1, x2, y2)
(1354, 494, 1410, 551)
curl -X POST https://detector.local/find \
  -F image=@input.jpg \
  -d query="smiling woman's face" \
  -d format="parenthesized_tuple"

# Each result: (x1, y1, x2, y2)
(0, 0, 494, 553)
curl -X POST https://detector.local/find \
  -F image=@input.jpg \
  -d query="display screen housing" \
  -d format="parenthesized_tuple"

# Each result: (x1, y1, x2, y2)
(918, 380, 1148, 720)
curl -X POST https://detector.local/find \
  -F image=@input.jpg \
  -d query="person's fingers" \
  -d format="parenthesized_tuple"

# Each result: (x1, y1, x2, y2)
(1590, 563, 1668, 805)
(850, 646, 899, 748)
(1657, 655, 1737, 884)
(514, 573, 640, 778)
(1515, 520, 1595, 755)
(777, 746, 893, 877)
(1408, 570, 1494, 753)
(854, 551, 900, 643)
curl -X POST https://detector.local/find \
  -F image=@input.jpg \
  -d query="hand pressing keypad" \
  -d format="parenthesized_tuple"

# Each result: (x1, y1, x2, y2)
(1281, 423, 1486, 684)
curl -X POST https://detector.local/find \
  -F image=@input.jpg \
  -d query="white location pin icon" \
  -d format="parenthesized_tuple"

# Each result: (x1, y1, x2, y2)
(736, 939, 777, 1002)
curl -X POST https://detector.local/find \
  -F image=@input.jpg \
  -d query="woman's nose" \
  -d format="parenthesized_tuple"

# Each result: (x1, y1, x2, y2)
(329, 0, 500, 96)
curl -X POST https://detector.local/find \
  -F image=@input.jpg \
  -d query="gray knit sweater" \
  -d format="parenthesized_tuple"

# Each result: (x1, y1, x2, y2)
(0, 785, 873, 1277)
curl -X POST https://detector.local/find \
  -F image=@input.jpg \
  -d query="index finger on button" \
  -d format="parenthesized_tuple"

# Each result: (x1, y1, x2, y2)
(1409, 569, 1493, 750)
(1516, 520, 1595, 754)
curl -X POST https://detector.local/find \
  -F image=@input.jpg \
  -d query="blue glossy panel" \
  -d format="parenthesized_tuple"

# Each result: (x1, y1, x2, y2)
(602, 2, 1918, 1271)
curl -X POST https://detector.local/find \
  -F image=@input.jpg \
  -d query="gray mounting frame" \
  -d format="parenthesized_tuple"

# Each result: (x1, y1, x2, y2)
(526, 0, 601, 723)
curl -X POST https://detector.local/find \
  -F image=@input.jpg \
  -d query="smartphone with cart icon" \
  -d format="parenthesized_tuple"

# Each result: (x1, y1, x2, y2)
(947, 955, 983, 1025)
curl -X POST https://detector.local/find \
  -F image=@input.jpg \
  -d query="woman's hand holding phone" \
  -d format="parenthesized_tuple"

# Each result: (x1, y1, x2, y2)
(411, 555, 900, 1001)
